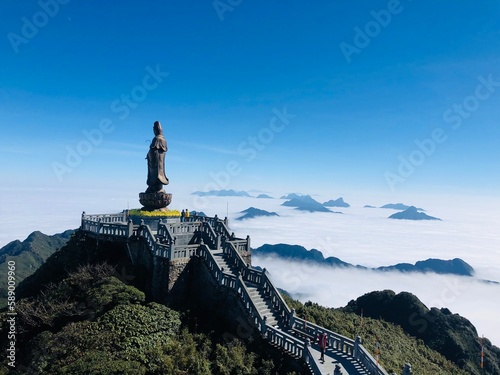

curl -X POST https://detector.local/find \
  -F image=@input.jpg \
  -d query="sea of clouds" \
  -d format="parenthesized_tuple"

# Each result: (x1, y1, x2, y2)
(219, 193, 500, 346)
(2, 187, 499, 345)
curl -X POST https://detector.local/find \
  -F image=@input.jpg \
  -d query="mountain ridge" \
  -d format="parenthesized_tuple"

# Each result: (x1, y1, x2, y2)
(253, 243, 475, 276)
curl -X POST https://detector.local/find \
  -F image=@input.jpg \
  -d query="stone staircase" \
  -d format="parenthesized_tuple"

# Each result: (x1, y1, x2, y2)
(246, 284, 280, 327)
(211, 250, 280, 327)
(208, 250, 371, 375)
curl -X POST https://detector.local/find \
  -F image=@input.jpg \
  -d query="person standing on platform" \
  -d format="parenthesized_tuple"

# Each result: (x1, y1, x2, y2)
(318, 332, 328, 362)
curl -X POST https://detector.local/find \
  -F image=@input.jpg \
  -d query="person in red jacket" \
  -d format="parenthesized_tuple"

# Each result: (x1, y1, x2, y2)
(318, 332, 328, 361)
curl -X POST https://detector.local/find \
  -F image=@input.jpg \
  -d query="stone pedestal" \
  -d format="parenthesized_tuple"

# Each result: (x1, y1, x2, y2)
(139, 192, 172, 210)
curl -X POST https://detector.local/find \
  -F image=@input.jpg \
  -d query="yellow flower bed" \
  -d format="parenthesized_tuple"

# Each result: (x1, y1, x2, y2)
(129, 209, 181, 217)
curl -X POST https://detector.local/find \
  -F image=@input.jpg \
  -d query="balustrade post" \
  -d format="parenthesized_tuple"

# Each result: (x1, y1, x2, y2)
(303, 338, 311, 362)
(219, 268, 224, 284)
(216, 234, 221, 250)
(402, 363, 412, 375)
(235, 269, 241, 283)
(353, 336, 361, 359)
(261, 316, 267, 336)
(260, 268, 267, 287)
(127, 219, 134, 238)
(246, 235, 251, 251)
(289, 309, 296, 328)
(81, 211, 86, 227)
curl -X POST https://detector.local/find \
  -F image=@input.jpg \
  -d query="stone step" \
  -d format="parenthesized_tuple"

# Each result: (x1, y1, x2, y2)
(243, 284, 283, 326)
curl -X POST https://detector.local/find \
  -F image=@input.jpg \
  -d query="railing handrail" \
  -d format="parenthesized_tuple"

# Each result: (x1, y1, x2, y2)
(304, 346, 322, 375)
(202, 221, 219, 249)
(293, 316, 354, 345)
(261, 269, 292, 322)
(82, 211, 128, 223)
(158, 222, 175, 244)
(357, 344, 390, 375)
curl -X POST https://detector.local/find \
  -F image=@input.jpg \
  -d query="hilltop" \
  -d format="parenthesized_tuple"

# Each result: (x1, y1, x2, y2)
(236, 207, 279, 220)
(323, 197, 350, 207)
(0, 230, 73, 308)
(343, 290, 500, 374)
(281, 195, 334, 213)
(389, 206, 441, 221)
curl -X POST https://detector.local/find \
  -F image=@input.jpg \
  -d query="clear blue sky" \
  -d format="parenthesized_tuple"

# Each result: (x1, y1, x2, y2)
(1, 0, 499, 201)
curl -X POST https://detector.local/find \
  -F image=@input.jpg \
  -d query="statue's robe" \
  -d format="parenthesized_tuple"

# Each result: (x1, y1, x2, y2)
(146, 135, 169, 190)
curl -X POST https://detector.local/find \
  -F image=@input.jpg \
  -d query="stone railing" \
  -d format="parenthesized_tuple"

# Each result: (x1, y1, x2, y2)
(260, 269, 291, 326)
(169, 221, 202, 235)
(222, 241, 249, 272)
(82, 211, 128, 223)
(292, 316, 355, 357)
(157, 222, 175, 245)
(291, 316, 389, 375)
(139, 223, 159, 255)
(201, 222, 220, 250)
(237, 276, 266, 327)
(221, 237, 260, 285)
(354, 337, 389, 375)
(265, 325, 305, 358)
(81, 213, 199, 261)
(169, 244, 198, 260)
(263, 326, 322, 375)
(197, 244, 265, 326)
(81, 213, 132, 238)
(218, 229, 291, 328)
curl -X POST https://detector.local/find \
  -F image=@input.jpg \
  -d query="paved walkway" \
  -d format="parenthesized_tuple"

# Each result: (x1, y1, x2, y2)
(308, 343, 369, 375)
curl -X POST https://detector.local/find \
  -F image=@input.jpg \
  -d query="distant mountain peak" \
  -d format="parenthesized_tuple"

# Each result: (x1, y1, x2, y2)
(380, 203, 425, 211)
(281, 195, 332, 213)
(389, 206, 441, 221)
(323, 197, 350, 208)
(256, 193, 274, 199)
(280, 193, 307, 200)
(236, 207, 279, 220)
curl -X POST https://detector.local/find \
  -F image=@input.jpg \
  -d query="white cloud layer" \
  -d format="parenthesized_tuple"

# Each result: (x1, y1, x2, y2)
(254, 255, 500, 346)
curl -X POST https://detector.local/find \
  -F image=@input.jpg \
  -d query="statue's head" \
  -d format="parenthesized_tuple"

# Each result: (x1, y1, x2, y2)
(153, 121, 163, 136)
